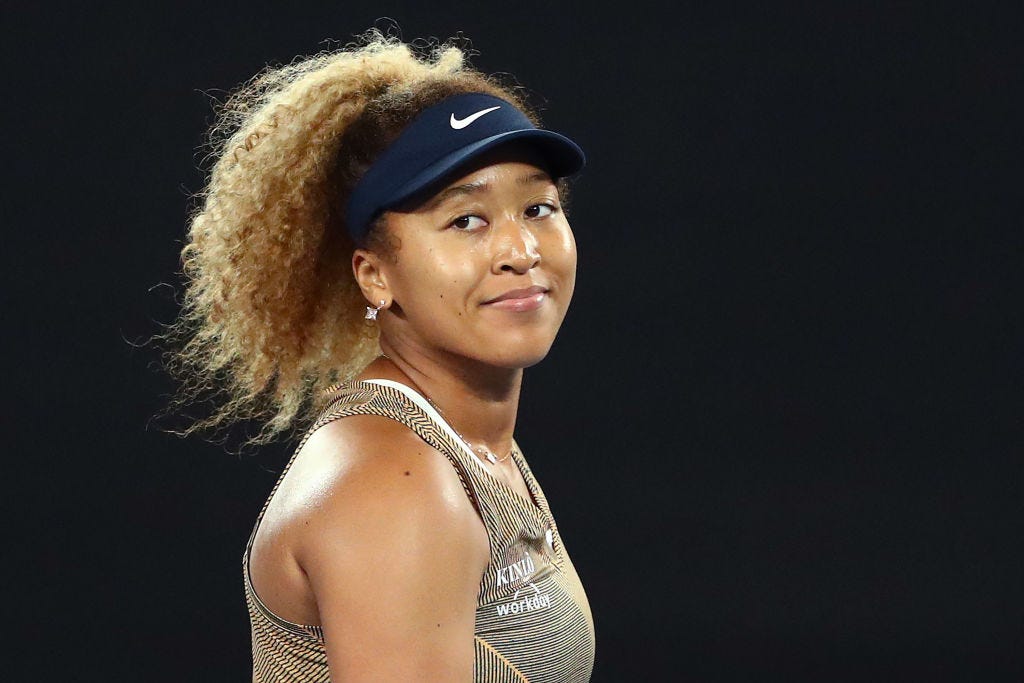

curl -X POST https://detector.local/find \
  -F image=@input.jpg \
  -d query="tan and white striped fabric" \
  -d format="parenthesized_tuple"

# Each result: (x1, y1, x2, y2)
(243, 379, 595, 682)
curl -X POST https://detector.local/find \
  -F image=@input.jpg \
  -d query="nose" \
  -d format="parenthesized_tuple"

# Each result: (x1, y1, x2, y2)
(491, 215, 541, 274)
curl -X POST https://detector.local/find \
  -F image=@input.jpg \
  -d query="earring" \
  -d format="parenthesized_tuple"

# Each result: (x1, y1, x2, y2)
(364, 299, 386, 321)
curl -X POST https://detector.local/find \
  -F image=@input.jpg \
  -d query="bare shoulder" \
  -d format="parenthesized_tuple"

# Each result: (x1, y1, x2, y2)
(280, 415, 488, 678)
(267, 413, 485, 559)
(250, 414, 488, 629)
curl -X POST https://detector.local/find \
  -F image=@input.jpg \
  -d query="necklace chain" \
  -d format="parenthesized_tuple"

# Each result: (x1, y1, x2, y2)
(429, 400, 514, 465)
(462, 433, 514, 464)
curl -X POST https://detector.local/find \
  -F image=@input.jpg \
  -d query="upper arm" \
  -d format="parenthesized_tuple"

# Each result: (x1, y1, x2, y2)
(294, 417, 489, 682)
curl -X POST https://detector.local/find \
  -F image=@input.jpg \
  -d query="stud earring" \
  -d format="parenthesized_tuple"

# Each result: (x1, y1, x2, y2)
(364, 299, 386, 321)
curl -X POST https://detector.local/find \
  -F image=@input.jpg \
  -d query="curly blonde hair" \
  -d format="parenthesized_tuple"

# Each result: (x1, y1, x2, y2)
(164, 31, 536, 444)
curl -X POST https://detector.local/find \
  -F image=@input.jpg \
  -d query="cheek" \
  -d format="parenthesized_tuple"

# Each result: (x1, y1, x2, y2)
(394, 248, 479, 309)
(548, 225, 578, 282)
(432, 252, 479, 290)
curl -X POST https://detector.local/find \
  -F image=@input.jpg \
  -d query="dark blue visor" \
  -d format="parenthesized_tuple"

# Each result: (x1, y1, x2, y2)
(345, 93, 585, 242)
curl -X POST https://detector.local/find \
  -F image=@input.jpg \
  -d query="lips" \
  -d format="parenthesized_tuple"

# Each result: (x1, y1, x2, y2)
(481, 285, 549, 311)
(483, 285, 548, 304)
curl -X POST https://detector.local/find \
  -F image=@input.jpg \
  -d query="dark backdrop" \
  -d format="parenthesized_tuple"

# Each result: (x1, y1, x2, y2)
(7, 3, 1020, 681)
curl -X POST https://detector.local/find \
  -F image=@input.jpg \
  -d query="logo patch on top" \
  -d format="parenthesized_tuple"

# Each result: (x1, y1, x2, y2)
(497, 582, 552, 616)
(450, 105, 501, 130)
(495, 552, 535, 587)
(494, 552, 552, 617)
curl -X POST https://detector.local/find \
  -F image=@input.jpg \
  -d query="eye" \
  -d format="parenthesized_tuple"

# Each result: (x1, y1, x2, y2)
(525, 203, 556, 219)
(450, 214, 487, 231)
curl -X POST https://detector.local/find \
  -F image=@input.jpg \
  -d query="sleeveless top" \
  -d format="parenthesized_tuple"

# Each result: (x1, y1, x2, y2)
(243, 379, 596, 682)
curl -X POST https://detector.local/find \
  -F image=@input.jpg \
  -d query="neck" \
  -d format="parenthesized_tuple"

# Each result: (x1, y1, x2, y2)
(362, 339, 523, 456)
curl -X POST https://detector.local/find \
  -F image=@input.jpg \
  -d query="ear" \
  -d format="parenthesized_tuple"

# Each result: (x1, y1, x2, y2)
(352, 248, 391, 309)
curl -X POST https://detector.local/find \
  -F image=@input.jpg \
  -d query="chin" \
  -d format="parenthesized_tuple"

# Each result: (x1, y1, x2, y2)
(477, 338, 556, 370)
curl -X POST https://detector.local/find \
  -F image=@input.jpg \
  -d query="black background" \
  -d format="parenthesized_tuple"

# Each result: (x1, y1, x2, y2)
(7, 2, 1021, 681)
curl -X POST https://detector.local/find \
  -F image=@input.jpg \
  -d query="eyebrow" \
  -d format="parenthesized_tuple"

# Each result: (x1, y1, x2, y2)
(422, 171, 555, 210)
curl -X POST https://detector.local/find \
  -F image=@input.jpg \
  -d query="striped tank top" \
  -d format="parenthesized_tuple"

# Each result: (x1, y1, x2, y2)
(243, 379, 596, 682)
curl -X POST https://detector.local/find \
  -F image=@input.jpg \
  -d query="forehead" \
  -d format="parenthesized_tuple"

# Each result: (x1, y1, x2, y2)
(430, 143, 555, 195)
(382, 142, 558, 223)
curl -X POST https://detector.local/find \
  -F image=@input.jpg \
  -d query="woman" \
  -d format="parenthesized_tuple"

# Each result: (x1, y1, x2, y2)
(169, 32, 594, 681)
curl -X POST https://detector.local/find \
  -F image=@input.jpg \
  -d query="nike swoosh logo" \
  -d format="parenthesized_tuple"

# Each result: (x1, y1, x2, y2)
(450, 105, 501, 129)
